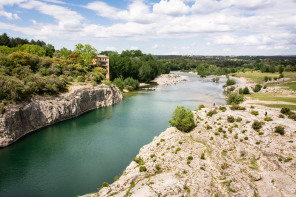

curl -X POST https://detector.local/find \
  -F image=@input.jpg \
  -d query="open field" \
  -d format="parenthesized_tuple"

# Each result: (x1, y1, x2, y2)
(232, 71, 296, 84)
(251, 103, 296, 110)
(267, 82, 296, 91)
(247, 94, 296, 104)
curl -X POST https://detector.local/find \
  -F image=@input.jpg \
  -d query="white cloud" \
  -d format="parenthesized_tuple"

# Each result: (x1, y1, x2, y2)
(31, 19, 37, 24)
(223, 48, 231, 52)
(152, 44, 158, 49)
(0, 10, 20, 20)
(153, 0, 190, 16)
(106, 46, 117, 51)
(130, 46, 139, 50)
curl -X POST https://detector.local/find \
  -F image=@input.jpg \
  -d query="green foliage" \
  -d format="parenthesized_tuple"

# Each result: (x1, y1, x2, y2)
(207, 109, 217, 117)
(133, 157, 144, 165)
(201, 152, 205, 160)
(251, 110, 259, 116)
(124, 77, 139, 91)
(219, 106, 227, 112)
(253, 84, 262, 92)
(275, 126, 285, 135)
(102, 182, 109, 187)
(169, 106, 195, 133)
(0, 103, 4, 114)
(113, 77, 124, 91)
(139, 166, 147, 172)
(188, 156, 193, 160)
(242, 87, 250, 94)
(198, 104, 205, 110)
(19, 44, 46, 57)
(74, 43, 97, 67)
(252, 120, 263, 131)
(227, 116, 235, 123)
(225, 78, 236, 86)
(155, 164, 161, 171)
(226, 93, 244, 105)
(281, 107, 290, 115)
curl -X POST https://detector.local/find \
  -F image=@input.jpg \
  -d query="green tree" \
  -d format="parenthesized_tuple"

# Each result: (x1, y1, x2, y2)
(19, 44, 46, 57)
(74, 43, 97, 67)
(226, 93, 244, 105)
(59, 47, 72, 59)
(169, 106, 195, 133)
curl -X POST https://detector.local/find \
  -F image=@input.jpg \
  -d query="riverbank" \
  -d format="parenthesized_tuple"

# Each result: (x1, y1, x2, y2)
(0, 85, 122, 147)
(89, 104, 296, 197)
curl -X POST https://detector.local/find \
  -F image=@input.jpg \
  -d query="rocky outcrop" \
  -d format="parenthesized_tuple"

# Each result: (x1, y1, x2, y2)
(86, 105, 296, 197)
(0, 84, 122, 147)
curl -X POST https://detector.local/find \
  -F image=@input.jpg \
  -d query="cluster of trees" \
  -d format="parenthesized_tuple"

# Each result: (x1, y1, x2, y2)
(101, 50, 170, 82)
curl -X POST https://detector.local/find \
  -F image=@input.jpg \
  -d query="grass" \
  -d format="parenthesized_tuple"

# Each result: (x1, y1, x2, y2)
(253, 104, 296, 110)
(247, 94, 296, 104)
(268, 82, 296, 91)
(232, 71, 296, 84)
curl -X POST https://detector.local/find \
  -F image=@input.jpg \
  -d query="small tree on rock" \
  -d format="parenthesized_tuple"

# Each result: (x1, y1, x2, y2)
(169, 106, 195, 133)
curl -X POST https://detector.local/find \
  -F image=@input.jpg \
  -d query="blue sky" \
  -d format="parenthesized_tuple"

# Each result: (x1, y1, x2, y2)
(0, 0, 295, 55)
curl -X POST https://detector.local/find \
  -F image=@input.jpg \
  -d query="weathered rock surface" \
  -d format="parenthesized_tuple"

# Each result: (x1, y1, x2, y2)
(85, 105, 296, 197)
(0, 84, 122, 147)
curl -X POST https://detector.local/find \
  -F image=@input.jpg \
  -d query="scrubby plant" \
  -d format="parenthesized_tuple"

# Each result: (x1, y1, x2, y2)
(179, 141, 183, 144)
(198, 104, 205, 110)
(288, 113, 296, 121)
(227, 116, 235, 123)
(230, 105, 246, 110)
(236, 117, 242, 122)
(278, 158, 282, 162)
(160, 139, 165, 142)
(256, 141, 260, 145)
(182, 170, 187, 174)
(252, 120, 263, 131)
(219, 106, 227, 112)
(214, 132, 220, 135)
(201, 152, 205, 160)
(0, 103, 4, 114)
(221, 163, 229, 170)
(279, 114, 285, 118)
(244, 137, 248, 140)
(253, 84, 262, 92)
(284, 157, 292, 162)
(139, 166, 147, 172)
(226, 93, 244, 105)
(239, 88, 243, 94)
(188, 156, 193, 160)
(133, 157, 144, 165)
(150, 154, 155, 158)
(206, 125, 212, 130)
(169, 106, 195, 133)
(210, 136, 214, 140)
(264, 116, 272, 121)
(102, 182, 109, 187)
(243, 87, 250, 94)
(259, 132, 264, 135)
(155, 164, 161, 171)
(207, 109, 218, 117)
(218, 127, 223, 132)
(251, 110, 259, 116)
(225, 78, 236, 86)
(280, 107, 290, 115)
(275, 126, 285, 135)
(263, 85, 267, 89)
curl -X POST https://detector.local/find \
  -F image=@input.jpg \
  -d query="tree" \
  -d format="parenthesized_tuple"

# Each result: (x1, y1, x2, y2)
(19, 44, 46, 57)
(59, 47, 72, 59)
(74, 43, 97, 67)
(0, 33, 10, 46)
(43, 44, 55, 57)
(226, 93, 244, 105)
(169, 106, 195, 133)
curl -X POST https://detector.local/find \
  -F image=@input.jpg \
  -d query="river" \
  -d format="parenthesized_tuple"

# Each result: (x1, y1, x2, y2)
(0, 72, 227, 197)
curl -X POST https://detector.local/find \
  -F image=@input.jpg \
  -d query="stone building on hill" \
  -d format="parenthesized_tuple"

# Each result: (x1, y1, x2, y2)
(93, 55, 110, 79)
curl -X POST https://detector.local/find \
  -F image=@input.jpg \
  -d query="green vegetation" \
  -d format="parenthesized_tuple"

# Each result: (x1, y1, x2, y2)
(102, 182, 109, 187)
(252, 120, 264, 131)
(133, 157, 144, 165)
(227, 116, 235, 123)
(169, 106, 195, 133)
(226, 93, 244, 105)
(224, 78, 236, 87)
(139, 166, 147, 172)
(254, 104, 296, 111)
(201, 152, 205, 160)
(275, 126, 285, 135)
(247, 94, 296, 104)
(207, 109, 218, 117)
(230, 105, 246, 110)
(253, 84, 262, 92)
(155, 164, 161, 171)
(251, 110, 259, 116)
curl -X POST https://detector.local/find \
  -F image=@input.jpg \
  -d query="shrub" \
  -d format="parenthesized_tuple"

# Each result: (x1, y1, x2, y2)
(275, 126, 285, 135)
(280, 107, 290, 115)
(264, 116, 272, 121)
(239, 88, 243, 94)
(288, 113, 296, 121)
(242, 87, 250, 94)
(225, 78, 236, 86)
(236, 117, 242, 122)
(230, 105, 246, 110)
(133, 157, 144, 165)
(279, 114, 285, 118)
(226, 93, 244, 105)
(219, 106, 227, 112)
(198, 104, 205, 110)
(0, 103, 4, 114)
(155, 164, 161, 171)
(206, 125, 212, 130)
(102, 182, 109, 187)
(284, 157, 292, 162)
(263, 85, 267, 89)
(259, 132, 264, 135)
(201, 152, 205, 160)
(77, 75, 85, 82)
(253, 84, 262, 92)
(169, 106, 195, 133)
(210, 136, 214, 140)
(124, 77, 139, 91)
(252, 120, 263, 131)
(188, 156, 193, 160)
(207, 109, 217, 117)
(113, 77, 124, 91)
(150, 154, 155, 158)
(251, 110, 259, 116)
(244, 137, 248, 140)
(227, 116, 235, 123)
(139, 166, 147, 172)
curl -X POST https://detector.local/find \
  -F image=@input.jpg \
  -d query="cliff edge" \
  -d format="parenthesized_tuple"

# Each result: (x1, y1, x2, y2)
(87, 105, 296, 197)
(0, 84, 122, 147)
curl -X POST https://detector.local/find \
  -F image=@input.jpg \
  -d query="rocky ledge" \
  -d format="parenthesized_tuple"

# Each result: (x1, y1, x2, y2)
(0, 84, 122, 147)
(87, 105, 296, 197)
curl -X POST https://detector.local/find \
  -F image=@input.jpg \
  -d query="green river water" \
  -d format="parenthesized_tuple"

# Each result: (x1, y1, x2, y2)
(0, 72, 228, 197)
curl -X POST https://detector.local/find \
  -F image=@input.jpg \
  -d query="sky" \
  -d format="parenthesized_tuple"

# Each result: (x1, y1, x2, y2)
(0, 0, 296, 55)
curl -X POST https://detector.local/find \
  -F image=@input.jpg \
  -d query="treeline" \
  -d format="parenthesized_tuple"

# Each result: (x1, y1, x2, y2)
(0, 33, 55, 57)
(159, 56, 296, 77)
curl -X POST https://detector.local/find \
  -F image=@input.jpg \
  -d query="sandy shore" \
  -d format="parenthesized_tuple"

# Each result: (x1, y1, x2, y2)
(151, 73, 188, 86)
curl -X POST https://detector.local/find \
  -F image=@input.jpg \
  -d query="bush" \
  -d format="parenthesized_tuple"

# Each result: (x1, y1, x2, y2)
(169, 106, 195, 133)
(198, 104, 205, 110)
(77, 75, 85, 82)
(280, 107, 290, 115)
(0, 103, 4, 114)
(207, 109, 217, 117)
(279, 114, 285, 118)
(252, 120, 263, 131)
(226, 93, 244, 105)
(113, 77, 124, 91)
(230, 105, 245, 110)
(227, 116, 235, 123)
(124, 77, 139, 91)
(219, 106, 227, 112)
(225, 78, 236, 86)
(139, 166, 147, 172)
(201, 152, 205, 160)
(239, 88, 243, 94)
(288, 113, 296, 121)
(251, 110, 259, 116)
(242, 87, 250, 94)
(102, 182, 109, 187)
(133, 157, 144, 165)
(253, 84, 262, 92)
(275, 126, 285, 135)
(264, 116, 272, 121)
(188, 156, 193, 160)
(155, 164, 161, 171)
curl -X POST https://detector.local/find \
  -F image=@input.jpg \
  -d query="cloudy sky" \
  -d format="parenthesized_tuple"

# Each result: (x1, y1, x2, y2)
(0, 0, 296, 55)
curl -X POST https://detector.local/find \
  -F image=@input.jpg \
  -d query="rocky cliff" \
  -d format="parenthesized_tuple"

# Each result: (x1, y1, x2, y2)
(0, 84, 122, 147)
(86, 105, 296, 197)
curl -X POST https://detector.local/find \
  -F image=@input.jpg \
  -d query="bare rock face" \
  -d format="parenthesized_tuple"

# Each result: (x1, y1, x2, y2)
(86, 105, 296, 197)
(0, 85, 122, 147)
